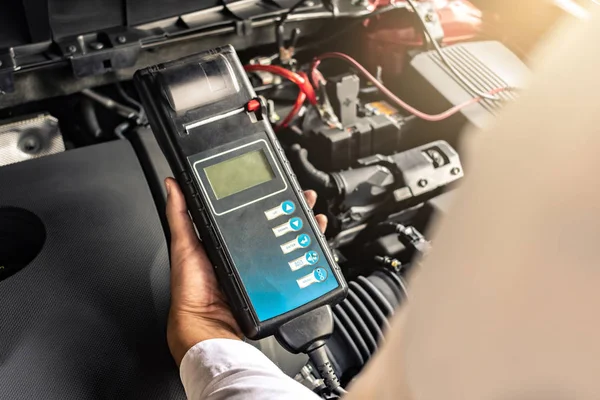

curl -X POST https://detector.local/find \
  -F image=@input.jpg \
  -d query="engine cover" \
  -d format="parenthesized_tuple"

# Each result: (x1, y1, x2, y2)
(399, 40, 530, 149)
(406, 40, 529, 129)
(0, 140, 185, 399)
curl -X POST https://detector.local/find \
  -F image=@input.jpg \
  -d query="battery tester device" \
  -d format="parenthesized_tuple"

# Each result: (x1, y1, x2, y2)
(135, 46, 347, 339)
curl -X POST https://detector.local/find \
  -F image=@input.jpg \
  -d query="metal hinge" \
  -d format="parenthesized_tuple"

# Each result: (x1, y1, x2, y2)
(57, 28, 146, 78)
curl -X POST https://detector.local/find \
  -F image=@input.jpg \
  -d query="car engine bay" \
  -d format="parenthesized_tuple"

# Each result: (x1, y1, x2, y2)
(0, 0, 584, 398)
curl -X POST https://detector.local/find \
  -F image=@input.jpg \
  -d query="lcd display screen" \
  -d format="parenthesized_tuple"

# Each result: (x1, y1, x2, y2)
(204, 150, 275, 199)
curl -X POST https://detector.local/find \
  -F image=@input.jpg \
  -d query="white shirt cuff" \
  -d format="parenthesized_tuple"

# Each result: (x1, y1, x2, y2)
(179, 338, 319, 400)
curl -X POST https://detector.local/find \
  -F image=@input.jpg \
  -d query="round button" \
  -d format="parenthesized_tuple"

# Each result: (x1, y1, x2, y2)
(313, 267, 328, 282)
(297, 234, 311, 248)
(281, 201, 295, 215)
(289, 217, 303, 231)
(305, 251, 319, 265)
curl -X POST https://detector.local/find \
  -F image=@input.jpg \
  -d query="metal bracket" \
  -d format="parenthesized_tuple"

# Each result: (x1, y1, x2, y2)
(222, 0, 251, 20)
(412, 1, 444, 43)
(395, 225, 431, 257)
(235, 20, 254, 36)
(57, 28, 145, 78)
(0, 49, 17, 95)
(220, 0, 257, 36)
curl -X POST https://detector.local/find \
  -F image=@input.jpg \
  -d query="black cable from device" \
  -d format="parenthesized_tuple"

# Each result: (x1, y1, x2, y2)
(404, 0, 505, 102)
(275, 305, 346, 395)
(309, 344, 342, 394)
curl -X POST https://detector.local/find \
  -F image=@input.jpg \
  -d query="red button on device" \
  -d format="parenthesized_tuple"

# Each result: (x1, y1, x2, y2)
(246, 99, 260, 112)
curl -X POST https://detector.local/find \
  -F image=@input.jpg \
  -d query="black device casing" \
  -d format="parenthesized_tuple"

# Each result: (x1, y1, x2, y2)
(134, 45, 347, 339)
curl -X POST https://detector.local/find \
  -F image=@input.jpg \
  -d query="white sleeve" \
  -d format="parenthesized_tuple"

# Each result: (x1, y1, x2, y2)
(179, 338, 321, 400)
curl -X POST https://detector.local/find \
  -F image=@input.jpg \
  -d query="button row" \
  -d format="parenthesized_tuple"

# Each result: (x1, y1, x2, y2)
(264, 200, 329, 288)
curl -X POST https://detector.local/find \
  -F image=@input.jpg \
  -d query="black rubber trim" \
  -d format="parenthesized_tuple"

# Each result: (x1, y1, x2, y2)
(346, 289, 384, 343)
(373, 271, 402, 304)
(340, 299, 377, 354)
(334, 305, 370, 361)
(349, 281, 390, 331)
(358, 276, 395, 316)
(333, 313, 364, 366)
(379, 268, 406, 301)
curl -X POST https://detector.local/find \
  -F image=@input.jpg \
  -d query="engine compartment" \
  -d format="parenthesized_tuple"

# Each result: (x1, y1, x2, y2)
(0, 0, 580, 397)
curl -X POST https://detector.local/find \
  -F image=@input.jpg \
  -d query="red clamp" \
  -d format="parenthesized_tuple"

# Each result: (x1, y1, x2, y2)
(246, 98, 261, 113)
(243, 64, 317, 105)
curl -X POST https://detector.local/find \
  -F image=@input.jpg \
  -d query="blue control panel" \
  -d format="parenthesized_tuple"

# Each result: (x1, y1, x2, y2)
(215, 196, 340, 322)
(187, 134, 341, 323)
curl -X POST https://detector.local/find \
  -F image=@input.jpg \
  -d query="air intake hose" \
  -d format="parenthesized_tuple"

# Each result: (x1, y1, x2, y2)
(326, 268, 406, 382)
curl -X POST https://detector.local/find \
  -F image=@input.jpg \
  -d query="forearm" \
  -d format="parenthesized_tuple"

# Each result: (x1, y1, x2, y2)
(348, 11, 600, 400)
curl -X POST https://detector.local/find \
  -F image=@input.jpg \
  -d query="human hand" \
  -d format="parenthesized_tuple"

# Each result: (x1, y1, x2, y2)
(164, 177, 328, 365)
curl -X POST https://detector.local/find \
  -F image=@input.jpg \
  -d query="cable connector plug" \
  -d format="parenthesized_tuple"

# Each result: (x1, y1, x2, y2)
(275, 305, 343, 393)
(308, 344, 341, 393)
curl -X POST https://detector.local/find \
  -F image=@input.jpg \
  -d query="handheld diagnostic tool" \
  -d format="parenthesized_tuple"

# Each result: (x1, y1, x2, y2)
(134, 46, 347, 339)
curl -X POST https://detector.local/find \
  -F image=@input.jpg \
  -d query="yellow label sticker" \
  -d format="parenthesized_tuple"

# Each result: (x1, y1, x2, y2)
(367, 101, 398, 116)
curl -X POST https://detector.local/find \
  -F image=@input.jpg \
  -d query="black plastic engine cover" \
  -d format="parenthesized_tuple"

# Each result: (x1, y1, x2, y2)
(0, 140, 185, 399)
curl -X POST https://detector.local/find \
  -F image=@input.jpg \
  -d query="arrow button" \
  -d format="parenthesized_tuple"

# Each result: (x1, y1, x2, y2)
(289, 217, 303, 231)
(297, 234, 311, 248)
(281, 201, 295, 215)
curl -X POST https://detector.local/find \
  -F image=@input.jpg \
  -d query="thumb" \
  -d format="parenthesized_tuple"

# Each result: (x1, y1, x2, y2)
(165, 178, 199, 255)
